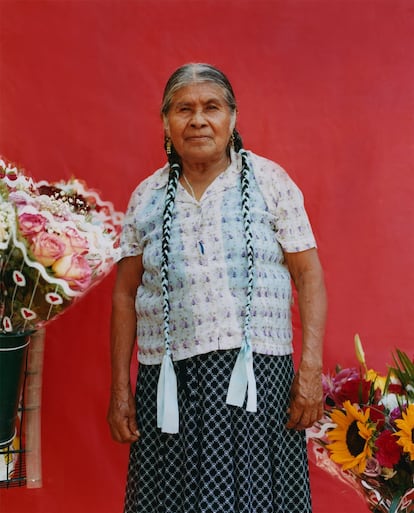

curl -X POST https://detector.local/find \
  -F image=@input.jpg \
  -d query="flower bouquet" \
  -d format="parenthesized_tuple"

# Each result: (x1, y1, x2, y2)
(0, 158, 123, 332)
(0, 156, 123, 477)
(307, 335, 414, 513)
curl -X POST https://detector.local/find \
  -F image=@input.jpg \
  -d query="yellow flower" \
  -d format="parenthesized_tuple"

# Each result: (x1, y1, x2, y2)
(327, 400, 374, 472)
(366, 369, 387, 393)
(381, 467, 397, 480)
(394, 403, 414, 460)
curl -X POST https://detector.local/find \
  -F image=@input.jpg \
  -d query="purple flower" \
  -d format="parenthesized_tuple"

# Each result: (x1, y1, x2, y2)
(390, 404, 407, 423)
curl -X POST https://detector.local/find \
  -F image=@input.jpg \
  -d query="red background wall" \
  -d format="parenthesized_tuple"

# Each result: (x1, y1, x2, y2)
(1, 1, 413, 512)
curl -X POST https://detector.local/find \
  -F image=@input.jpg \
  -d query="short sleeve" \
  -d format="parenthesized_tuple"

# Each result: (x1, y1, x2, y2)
(118, 185, 145, 261)
(250, 152, 317, 253)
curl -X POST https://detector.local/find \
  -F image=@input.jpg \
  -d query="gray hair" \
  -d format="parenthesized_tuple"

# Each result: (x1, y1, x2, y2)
(161, 63, 237, 116)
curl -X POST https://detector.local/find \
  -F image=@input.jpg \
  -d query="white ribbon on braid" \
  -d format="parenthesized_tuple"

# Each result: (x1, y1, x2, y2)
(157, 352, 179, 433)
(226, 342, 257, 412)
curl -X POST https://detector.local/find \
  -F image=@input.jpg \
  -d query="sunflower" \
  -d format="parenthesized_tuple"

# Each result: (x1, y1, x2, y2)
(326, 400, 375, 472)
(394, 403, 414, 460)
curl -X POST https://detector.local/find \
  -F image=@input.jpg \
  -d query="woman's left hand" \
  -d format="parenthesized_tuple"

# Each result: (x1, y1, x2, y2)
(286, 365, 323, 430)
(283, 248, 327, 431)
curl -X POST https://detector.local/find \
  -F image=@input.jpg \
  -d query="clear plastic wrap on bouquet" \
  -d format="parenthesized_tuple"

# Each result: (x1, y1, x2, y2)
(0, 157, 123, 333)
(309, 422, 414, 512)
(308, 421, 396, 513)
(307, 335, 414, 513)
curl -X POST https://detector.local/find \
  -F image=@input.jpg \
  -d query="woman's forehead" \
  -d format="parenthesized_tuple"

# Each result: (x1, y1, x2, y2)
(171, 82, 227, 104)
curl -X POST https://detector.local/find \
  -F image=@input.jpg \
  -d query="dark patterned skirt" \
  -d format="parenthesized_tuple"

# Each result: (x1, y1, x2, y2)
(124, 350, 312, 513)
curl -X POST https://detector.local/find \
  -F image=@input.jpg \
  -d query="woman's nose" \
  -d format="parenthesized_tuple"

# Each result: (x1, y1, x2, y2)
(190, 110, 207, 127)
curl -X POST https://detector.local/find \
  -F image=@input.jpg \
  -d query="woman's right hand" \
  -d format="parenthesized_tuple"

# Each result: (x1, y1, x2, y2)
(107, 387, 140, 443)
(108, 256, 144, 444)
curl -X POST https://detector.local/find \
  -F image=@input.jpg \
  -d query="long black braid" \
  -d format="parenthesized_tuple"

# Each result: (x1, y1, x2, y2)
(238, 144, 255, 350)
(161, 149, 181, 357)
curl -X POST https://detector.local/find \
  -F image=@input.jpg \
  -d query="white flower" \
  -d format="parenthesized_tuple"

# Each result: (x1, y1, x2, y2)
(0, 203, 14, 247)
(406, 384, 414, 395)
(379, 393, 403, 411)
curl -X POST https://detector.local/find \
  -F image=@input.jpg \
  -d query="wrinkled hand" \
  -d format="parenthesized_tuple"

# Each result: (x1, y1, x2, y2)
(107, 387, 140, 443)
(286, 367, 323, 430)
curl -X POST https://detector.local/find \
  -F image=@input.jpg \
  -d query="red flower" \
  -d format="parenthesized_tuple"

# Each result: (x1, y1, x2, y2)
(387, 383, 404, 395)
(374, 430, 401, 468)
(336, 378, 371, 406)
(368, 404, 386, 429)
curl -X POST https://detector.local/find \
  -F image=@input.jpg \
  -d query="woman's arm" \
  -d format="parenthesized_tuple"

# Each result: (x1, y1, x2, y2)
(107, 255, 143, 443)
(283, 248, 327, 430)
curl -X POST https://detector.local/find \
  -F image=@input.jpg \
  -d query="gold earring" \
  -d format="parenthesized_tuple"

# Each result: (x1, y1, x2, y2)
(165, 137, 172, 155)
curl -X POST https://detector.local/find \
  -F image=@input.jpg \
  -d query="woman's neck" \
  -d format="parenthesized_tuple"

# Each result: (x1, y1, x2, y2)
(180, 154, 231, 200)
(181, 153, 230, 182)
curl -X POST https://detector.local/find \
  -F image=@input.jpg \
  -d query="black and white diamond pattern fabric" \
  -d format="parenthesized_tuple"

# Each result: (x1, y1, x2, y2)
(124, 350, 312, 513)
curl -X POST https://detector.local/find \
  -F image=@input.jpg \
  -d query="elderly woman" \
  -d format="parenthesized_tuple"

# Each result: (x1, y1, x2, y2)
(107, 63, 327, 513)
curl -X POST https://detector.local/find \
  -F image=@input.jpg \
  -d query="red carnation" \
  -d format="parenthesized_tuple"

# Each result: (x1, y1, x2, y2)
(374, 430, 401, 468)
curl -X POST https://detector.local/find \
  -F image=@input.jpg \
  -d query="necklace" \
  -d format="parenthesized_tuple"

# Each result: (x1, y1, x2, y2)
(181, 173, 197, 201)
(181, 173, 205, 255)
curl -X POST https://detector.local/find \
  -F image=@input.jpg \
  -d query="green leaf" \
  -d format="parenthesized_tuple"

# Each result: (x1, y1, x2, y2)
(389, 493, 402, 513)
(397, 349, 414, 377)
(386, 349, 414, 398)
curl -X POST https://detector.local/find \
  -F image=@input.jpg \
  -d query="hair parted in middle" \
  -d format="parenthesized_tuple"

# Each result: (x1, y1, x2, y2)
(161, 62, 243, 160)
(160, 62, 237, 116)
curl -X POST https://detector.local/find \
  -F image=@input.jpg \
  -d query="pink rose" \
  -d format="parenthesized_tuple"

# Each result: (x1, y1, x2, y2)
(52, 254, 92, 291)
(30, 232, 66, 267)
(60, 227, 89, 256)
(363, 457, 381, 477)
(19, 212, 48, 239)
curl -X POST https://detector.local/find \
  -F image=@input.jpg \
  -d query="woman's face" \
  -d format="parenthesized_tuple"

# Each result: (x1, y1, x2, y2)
(163, 82, 236, 169)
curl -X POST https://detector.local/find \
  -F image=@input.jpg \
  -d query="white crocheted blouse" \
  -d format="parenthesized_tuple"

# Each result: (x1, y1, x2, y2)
(119, 150, 316, 365)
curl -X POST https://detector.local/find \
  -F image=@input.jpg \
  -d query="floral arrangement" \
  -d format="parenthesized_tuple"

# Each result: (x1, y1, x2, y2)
(0, 156, 123, 483)
(307, 335, 414, 513)
(0, 157, 123, 334)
